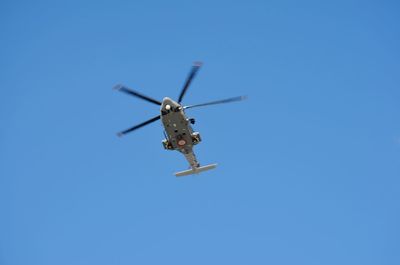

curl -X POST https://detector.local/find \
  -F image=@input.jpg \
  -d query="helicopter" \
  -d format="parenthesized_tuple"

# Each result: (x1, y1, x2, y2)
(114, 62, 246, 177)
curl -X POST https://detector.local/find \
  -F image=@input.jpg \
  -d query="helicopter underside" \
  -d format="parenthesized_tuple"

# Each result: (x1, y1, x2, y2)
(160, 98, 201, 152)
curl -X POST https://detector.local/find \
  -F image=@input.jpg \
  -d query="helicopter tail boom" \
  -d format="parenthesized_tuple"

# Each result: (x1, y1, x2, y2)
(175, 163, 217, 177)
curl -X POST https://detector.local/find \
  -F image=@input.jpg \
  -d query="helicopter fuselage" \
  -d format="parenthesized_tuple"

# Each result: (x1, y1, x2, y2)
(160, 97, 202, 169)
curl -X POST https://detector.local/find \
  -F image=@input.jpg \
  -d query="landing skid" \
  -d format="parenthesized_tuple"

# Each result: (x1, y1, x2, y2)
(175, 163, 217, 177)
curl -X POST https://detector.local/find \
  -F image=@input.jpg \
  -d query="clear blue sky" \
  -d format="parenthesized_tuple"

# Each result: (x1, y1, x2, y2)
(1, 0, 399, 264)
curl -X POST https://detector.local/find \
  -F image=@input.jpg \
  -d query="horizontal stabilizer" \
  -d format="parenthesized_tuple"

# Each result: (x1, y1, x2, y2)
(175, 164, 217, 177)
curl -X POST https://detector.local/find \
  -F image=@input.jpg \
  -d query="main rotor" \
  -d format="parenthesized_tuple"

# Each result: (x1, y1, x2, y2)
(114, 62, 246, 137)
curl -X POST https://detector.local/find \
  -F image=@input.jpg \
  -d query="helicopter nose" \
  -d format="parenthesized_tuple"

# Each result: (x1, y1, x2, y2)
(161, 97, 171, 111)
(162, 98, 172, 108)
(161, 97, 180, 113)
(162, 97, 179, 107)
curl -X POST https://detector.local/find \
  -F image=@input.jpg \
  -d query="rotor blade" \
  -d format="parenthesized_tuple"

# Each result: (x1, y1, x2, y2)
(177, 62, 203, 103)
(117, 115, 160, 137)
(114, 84, 162, 106)
(184, 96, 247, 110)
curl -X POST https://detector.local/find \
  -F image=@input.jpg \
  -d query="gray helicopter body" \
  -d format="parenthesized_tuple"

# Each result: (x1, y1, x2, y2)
(160, 97, 209, 175)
